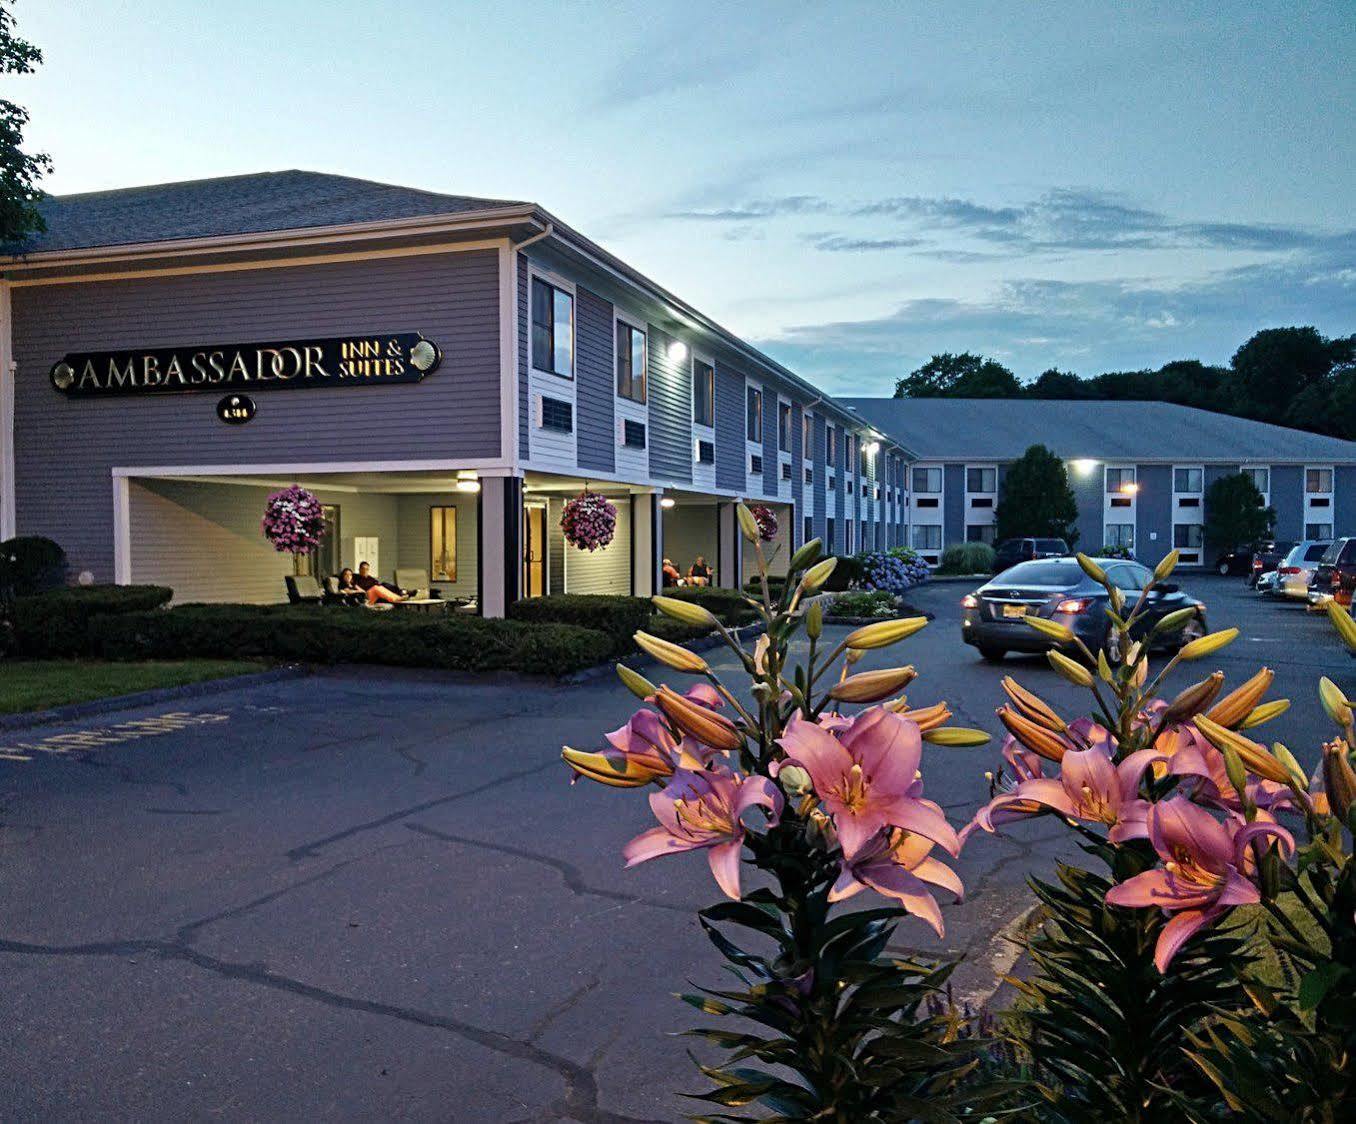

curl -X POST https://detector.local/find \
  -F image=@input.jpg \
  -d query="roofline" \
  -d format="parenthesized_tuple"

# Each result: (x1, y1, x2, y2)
(2, 197, 910, 457)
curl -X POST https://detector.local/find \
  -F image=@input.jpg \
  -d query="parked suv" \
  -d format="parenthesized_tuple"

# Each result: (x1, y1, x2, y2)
(1248, 541, 1295, 587)
(992, 537, 1068, 574)
(1269, 540, 1332, 600)
(1308, 537, 1356, 605)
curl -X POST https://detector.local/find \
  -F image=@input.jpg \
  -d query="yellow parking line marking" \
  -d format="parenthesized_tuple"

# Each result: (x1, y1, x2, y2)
(0, 711, 231, 763)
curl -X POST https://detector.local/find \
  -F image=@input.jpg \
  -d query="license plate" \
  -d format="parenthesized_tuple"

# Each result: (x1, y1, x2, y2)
(1001, 604, 1029, 619)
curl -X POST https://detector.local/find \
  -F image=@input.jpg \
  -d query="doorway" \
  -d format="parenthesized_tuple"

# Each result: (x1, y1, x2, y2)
(523, 502, 547, 597)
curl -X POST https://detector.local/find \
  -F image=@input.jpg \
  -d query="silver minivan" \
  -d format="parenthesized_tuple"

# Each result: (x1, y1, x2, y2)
(1271, 540, 1332, 599)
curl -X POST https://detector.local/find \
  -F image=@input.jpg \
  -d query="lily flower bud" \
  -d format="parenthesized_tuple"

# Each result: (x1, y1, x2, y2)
(1076, 553, 1108, 586)
(736, 503, 760, 543)
(1047, 649, 1094, 687)
(829, 666, 918, 703)
(778, 764, 813, 797)
(1206, 668, 1274, 728)
(800, 556, 838, 593)
(616, 663, 657, 700)
(891, 700, 951, 730)
(1152, 549, 1180, 584)
(1152, 606, 1200, 636)
(997, 705, 1069, 762)
(1220, 743, 1250, 808)
(1163, 672, 1226, 723)
(1193, 714, 1291, 784)
(1321, 738, 1356, 820)
(1240, 699, 1290, 729)
(561, 746, 661, 788)
(652, 595, 719, 629)
(1024, 616, 1075, 644)
(1325, 599, 1356, 651)
(788, 537, 822, 574)
(1097, 649, 1114, 684)
(654, 685, 744, 751)
(1001, 677, 1066, 732)
(844, 616, 928, 650)
(1318, 676, 1353, 727)
(1271, 743, 1310, 792)
(1178, 627, 1240, 661)
(923, 726, 991, 747)
(806, 600, 823, 640)
(633, 630, 709, 674)
(806, 809, 837, 849)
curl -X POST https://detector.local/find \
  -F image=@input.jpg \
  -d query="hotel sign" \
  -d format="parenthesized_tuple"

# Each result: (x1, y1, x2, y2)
(49, 332, 442, 398)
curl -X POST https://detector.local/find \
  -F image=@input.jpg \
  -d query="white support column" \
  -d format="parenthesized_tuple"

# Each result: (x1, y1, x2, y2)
(717, 501, 742, 591)
(477, 474, 523, 618)
(632, 491, 661, 597)
(112, 474, 131, 584)
(0, 282, 14, 541)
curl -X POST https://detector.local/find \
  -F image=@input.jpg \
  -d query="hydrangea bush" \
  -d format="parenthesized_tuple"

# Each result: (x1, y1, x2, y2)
(560, 489, 617, 552)
(562, 504, 1003, 1119)
(261, 485, 326, 557)
(1096, 542, 1135, 559)
(856, 547, 931, 596)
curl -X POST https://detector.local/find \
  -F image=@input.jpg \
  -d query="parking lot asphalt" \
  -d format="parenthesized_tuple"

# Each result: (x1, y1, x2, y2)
(0, 573, 1348, 1121)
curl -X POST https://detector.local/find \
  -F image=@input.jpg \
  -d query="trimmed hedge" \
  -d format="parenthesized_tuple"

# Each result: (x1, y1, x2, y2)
(938, 541, 996, 575)
(89, 604, 613, 677)
(507, 594, 653, 655)
(14, 584, 174, 658)
(667, 585, 759, 627)
(1, 535, 68, 595)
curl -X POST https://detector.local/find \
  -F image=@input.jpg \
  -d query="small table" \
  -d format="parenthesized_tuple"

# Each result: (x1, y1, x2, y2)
(397, 598, 449, 615)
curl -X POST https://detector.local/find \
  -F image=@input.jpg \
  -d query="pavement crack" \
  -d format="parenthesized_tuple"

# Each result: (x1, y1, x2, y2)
(527, 975, 601, 1044)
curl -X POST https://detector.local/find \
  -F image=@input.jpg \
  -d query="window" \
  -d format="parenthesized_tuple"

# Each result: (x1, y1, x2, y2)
(1106, 467, 1136, 494)
(1307, 468, 1334, 493)
(1306, 522, 1334, 540)
(302, 504, 341, 578)
(747, 387, 763, 442)
(692, 359, 714, 426)
(828, 474, 837, 491)
(781, 462, 791, 481)
(912, 524, 942, 550)
(858, 441, 868, 476)
(861, 482, 868, 497)
(846, 434, 856, 471)
(966, 524, 996, 544)
(622, 420, 647, 448)
(430, 506, 458, 583)
(1173, 524, 1204, 548)
(1174, 468, 1203, 493)
(804, 515, 813, 544)
(531, 277, 573, 377)
(778, 402, 792, 452)
(966, 466, 997, 493)
(826, 517, 836, 552)
(750, 453, 763, 475)
(1242, 467, 1270, 496)
(1105, 522, 1135, 548)
(802, 414, 812, 458)
(804, 467, 813, 485)
(615, 320, 646, 403)
(846, 521, 855, 552)
(912, 467, 942, 493)
(827, 426, 838, 464)
(695, 439, 714, 464)
(540, 396, 573, 432)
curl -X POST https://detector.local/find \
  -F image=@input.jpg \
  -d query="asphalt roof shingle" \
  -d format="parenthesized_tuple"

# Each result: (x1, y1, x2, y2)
(10, 170, 525, 253)
(838, 397, 1356, 463)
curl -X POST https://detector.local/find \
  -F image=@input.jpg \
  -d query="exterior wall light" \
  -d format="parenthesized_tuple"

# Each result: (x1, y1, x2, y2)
(864, 441, 881, 456)
(1071, 458, 1099, 477)
(1119, 481, 1141, 495)
(659, 496, 676, 509)
(456, 474, 481, 493)
(667, 340, 689, 363)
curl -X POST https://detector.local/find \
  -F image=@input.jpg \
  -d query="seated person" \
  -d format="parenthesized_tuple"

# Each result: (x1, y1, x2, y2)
(352, 561, 409, 605)
(334, 568, 366, 606)
(661, 557, 682, 588)
(687, 555, 713, 586)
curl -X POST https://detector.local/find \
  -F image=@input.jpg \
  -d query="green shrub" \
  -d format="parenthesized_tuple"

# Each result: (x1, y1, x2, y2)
(0, 536, 67, 594)
(667, 585, 758, 627)
(826, 590, 898, 618)
(13, 584, 174, 658)
(645, 614, 711, 645)
(823, 555, 861, 592)
(938, 541, 995, 574)
(89, 604, 613, 677)
(507, 594, 652, 655)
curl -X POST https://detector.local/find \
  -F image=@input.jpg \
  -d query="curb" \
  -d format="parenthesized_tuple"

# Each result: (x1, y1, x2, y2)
(0, 665, 310, 732)
(561, 622, 770, 685)
(923, 574, 990, 584)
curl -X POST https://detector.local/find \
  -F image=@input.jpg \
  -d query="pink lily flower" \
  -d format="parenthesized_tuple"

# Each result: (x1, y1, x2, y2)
(605, 709, 718, 773)
(777, 708, 960, 857)
(963, 745, 1163, 845)
(1154, 722, 1294, 818)
(1106, 797, 1293, 971)
(829, 828, 964, 936)
(622, 768, 783, 900)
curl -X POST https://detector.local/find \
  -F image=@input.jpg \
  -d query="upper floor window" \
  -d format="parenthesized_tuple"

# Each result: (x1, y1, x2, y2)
(531, 277, 573, 378)
(747, 387, 763, 442)
(1174, 467, 1203, 493)
(1307, 467, 1334, 493)
(778, 402, 792, 453)
(966, 466, 997, 493)
(859, 441, 869, 476)
(1242, 467, 1270, 497)
(1106, 466, 1136, 494)
(846, 434, 856, 471)
(615, 320, 647, 403)
(826, 426, 838, 464)
(802, 414, 812, 458)
(912, 466, 942, 493)
(692, 359, 714, 427)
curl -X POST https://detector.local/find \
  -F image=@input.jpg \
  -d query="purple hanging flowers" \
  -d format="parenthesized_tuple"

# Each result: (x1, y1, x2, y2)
(561, 489, 618, 552)
(261, 485, 327, 557)
(748, 503, 778, 542)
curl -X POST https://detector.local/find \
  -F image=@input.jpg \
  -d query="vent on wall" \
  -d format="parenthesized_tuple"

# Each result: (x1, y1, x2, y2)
(750, 454, 763, 475)
(1110, 496, 1132, 508)
(695, 439, 715, 464)
(781, 462, 792, 481)
(621, 419, 647, 449)
(539, 396, 573, 433)
(916, 497, 939, 509)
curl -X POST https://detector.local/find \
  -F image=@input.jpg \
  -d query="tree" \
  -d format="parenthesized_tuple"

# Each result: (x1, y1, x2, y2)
(994, 444, 1080, 545)
(1027, 368, 1093, 398)
(1203, 472, 1275, 553)
(893, 352, 1021, 398)
(0, 0, 50, 245)
(1230, 327, 1336, 422)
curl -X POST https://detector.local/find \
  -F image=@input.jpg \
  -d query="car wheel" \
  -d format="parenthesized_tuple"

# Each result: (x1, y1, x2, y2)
(977, 645, 1006, 663)
(1216, 559, 1230, 576)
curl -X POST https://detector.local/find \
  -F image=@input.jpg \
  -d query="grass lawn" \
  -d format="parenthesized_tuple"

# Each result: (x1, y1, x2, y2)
(0, 660, 266, 715)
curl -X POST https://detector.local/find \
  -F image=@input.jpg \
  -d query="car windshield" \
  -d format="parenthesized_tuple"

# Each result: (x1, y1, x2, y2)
(993, 560, 1081, 587)
(1302, 543, 1330, 562)
(1320, 540, 1345, 564)
(1034, 539, 1067, 552)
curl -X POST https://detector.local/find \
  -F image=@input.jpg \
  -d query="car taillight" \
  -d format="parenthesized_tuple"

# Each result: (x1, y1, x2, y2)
(1333, 572, 1343, 590)
(1280, 566, 1300, 574)
(1252, 559, 1263, 569)
(960, 593, 979, 609)
(1055, 597, 1091, 614)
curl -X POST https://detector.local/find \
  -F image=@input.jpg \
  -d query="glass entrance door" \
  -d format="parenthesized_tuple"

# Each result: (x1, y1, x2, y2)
(523, 503, 546, 598)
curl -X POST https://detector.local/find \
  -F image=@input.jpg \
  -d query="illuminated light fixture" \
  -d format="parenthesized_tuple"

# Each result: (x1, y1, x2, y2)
(455, 471, 481, 493)
(1071, 458, 1098, 477)
(1119, 481, 1141, 495)
(667, 340, 689, 362)
(863, 440, 881, 456)
(659, 497, 676, 509)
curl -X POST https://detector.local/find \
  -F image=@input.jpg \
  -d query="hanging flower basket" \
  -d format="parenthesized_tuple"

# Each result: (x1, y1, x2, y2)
(748, 503, 778, 542)
(561, 489, 617, 552)
(261, 485, 327, 557)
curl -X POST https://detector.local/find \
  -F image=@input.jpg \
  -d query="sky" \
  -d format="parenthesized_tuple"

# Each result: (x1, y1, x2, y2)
(14, 0, 1356, 395)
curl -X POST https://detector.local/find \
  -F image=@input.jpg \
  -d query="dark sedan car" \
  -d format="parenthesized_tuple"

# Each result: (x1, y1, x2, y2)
(961, 557, 1207, 662)
(1248, 540, 1296, 587)
(991, 537, 1069, 574)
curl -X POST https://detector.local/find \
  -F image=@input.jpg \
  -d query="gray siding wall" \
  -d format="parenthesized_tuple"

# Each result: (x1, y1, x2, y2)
(1336, 467, 1356, 536)
(14, 250, 501, 580)
(811, 414, 827, 542)
(1272, 466, 1303, 540)
(1204, 465, 1239, 492)
(129, 479, 399, 604)
(761, 379, 778, 497)
(943, 464, 965, 548)
(647, 325, 693, 484)
(835, 425, 847, 530)
(1135, 464, 1173, 565)
(1072, 468, 1104, 551)
(664, 505, 718, 575)
(565, 498, 632, 594)
(575, 285, 616, 474)
(517, 253, 530, 461)
(790, 402, 804, 542)
(394, 492, 480, 599)
(547, 497, 566, 595)
(714, 362, 745, 492)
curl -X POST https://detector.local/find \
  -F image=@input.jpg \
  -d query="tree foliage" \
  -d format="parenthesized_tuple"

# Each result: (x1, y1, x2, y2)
(994, 444, 1080, 545)
(894, 352, 1022, 398)
(1204, 473, 1275, 552)
(0, 0, 50, 245)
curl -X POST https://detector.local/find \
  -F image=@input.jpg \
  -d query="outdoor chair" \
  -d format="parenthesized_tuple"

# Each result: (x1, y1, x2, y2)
(322, 576, 363, 606)
(284, 575, 324, 605)
(394, 568, 440, 599)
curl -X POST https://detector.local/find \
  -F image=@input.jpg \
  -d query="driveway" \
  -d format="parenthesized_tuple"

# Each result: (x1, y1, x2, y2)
(0, 574, 1345, 1121)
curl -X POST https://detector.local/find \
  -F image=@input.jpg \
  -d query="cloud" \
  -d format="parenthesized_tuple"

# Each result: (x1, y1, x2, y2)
(668, 195, 829, 221)
(803, 233, 926, 252)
